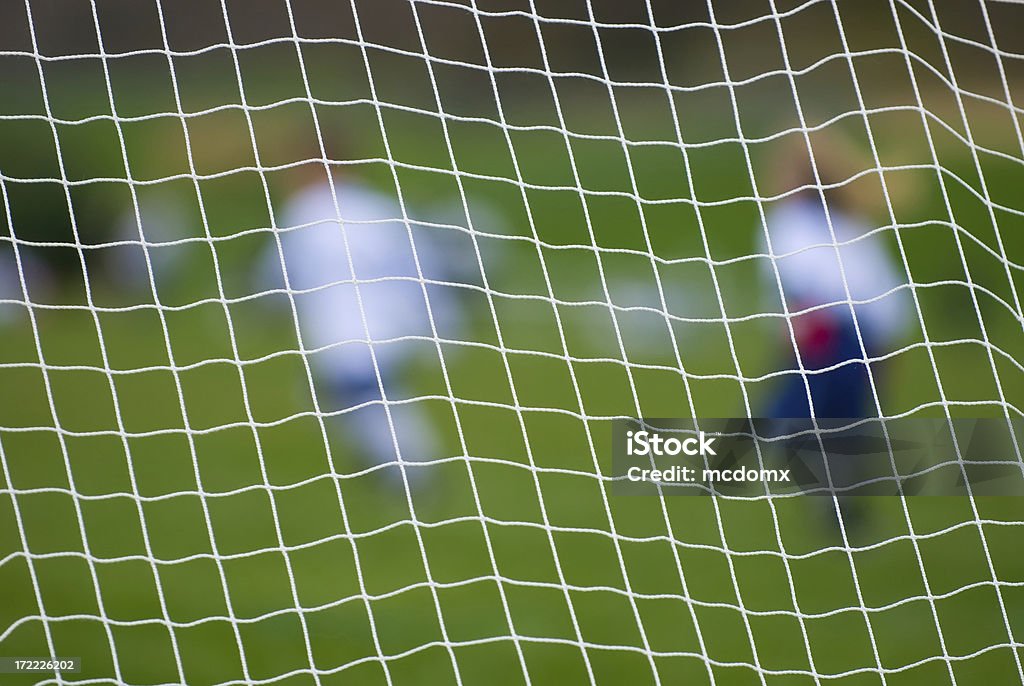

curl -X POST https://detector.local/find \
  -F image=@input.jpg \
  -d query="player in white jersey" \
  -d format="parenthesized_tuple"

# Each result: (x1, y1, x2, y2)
(759, 141, 911, 526)
(261, 163, 462, 478)
(761, 151, 909, 420)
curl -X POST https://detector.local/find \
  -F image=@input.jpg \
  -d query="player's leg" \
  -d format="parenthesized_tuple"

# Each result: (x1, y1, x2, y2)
(320, 344, 439, 483)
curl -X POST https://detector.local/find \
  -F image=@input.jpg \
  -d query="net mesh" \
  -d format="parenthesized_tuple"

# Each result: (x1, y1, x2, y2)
(1, 0, 1023, 684)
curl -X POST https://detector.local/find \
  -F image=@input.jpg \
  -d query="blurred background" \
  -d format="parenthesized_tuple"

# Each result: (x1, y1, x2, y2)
(2, 0, 1024, 684)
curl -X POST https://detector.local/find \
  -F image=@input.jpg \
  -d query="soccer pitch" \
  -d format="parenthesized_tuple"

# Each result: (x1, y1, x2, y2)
(3, 1, 1024, 684)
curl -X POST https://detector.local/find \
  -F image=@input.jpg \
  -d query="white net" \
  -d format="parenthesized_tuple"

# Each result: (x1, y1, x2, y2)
(1, 0, 1023, 684)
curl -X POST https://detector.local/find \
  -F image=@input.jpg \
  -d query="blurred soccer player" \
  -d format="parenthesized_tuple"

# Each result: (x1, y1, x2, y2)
(107, 194, 191, 298)
(759, 137, 911, 529)
(761, 141, 909, 420)
(260, 154, 464, 480)
(0, 243, 52, 326)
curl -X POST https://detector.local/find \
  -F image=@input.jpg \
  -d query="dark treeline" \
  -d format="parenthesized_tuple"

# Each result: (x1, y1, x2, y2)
(3, 0, 1021, 69)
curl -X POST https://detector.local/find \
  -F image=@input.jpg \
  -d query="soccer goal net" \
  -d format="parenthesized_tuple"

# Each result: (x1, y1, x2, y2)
(1, 0, 1023, 684)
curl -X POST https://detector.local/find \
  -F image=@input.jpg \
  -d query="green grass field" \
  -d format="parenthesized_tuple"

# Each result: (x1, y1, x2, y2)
(3, 22, 1024, 685)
